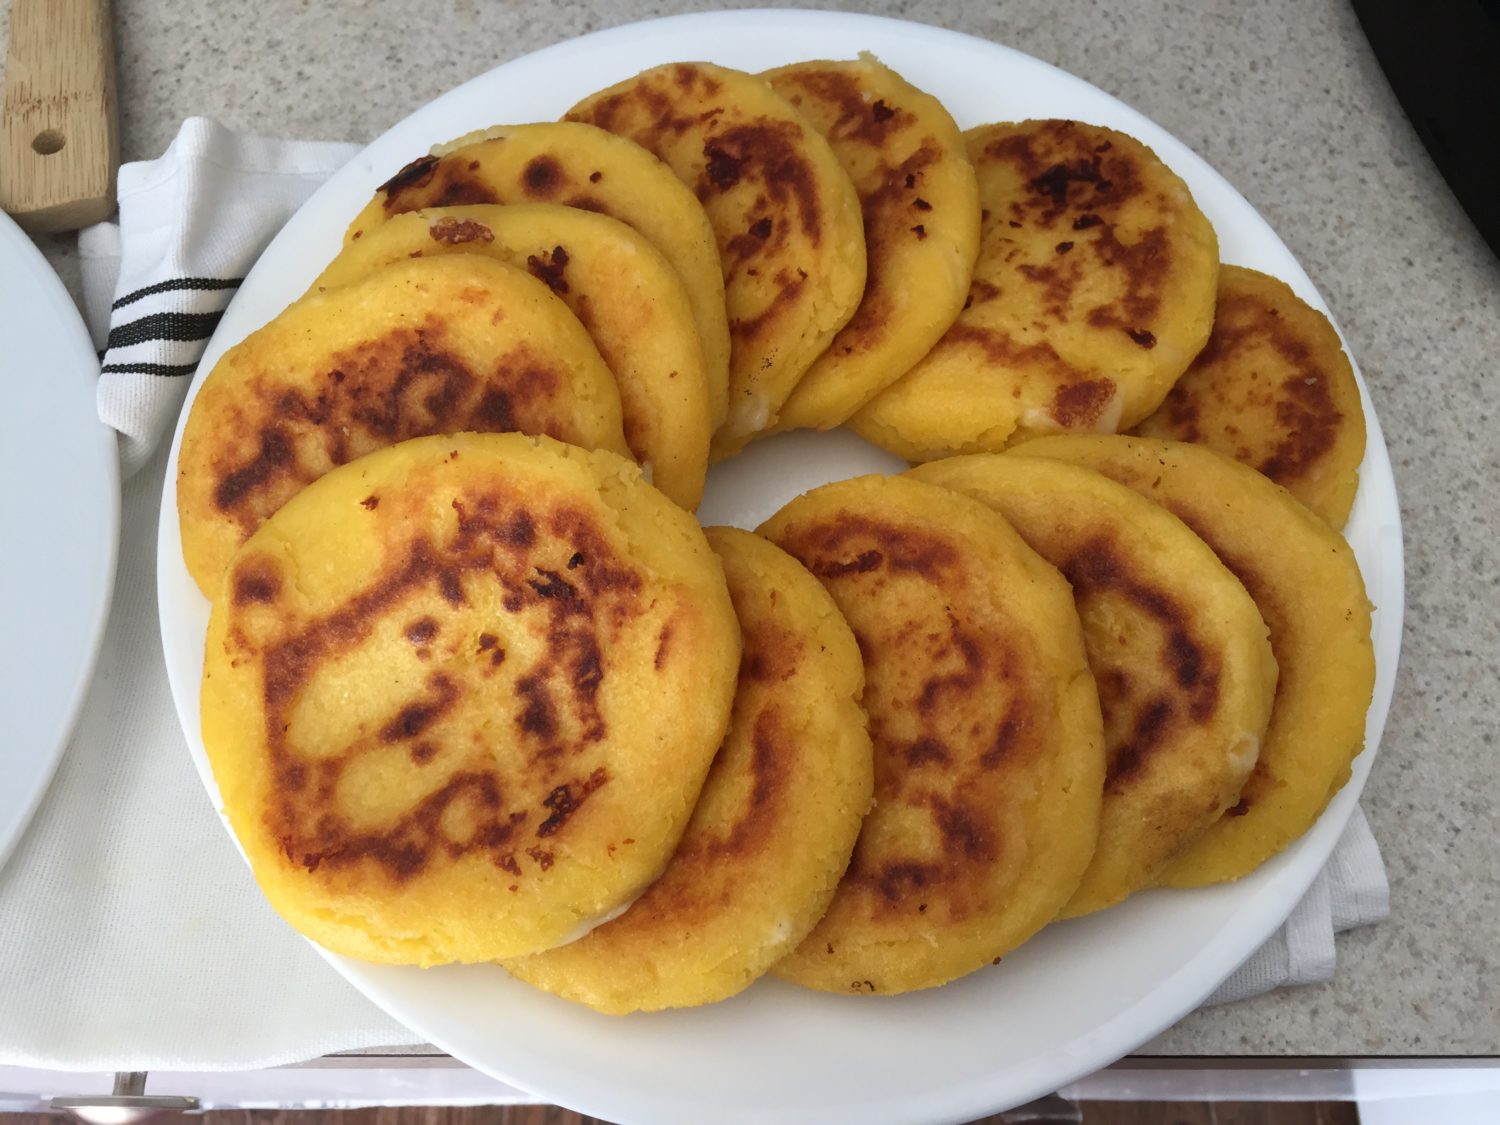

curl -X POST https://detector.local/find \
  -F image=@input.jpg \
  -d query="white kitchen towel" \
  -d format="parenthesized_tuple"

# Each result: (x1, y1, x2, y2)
(1206, 806, 1388, 1005)
(94, 117, 364, 479)
(0, 119, 412, 1071)
(0, 117, 1388, 1070)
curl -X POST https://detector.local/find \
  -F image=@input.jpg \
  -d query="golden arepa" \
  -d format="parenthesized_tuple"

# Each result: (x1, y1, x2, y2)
(908, 454, 1277, 916)
(505, 526, 873, 1013)
(852, 119, 1218, 461)
(762, 475, 1104, 994)
(568, 62, 867, 457)
(764, 55, 980, 430)
(313, 204, 712, 510)
(1131, 264, 1366, 527)
(200, 432, 741, 966)
(343, 121, 730, 429)
(1015, 435, 1374, 886)
(177, 255, 627, 598)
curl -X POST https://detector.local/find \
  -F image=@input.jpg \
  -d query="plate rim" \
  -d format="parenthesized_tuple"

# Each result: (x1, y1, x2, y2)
(0, 208, 121, 872)
(156, 10, 1406, 1123)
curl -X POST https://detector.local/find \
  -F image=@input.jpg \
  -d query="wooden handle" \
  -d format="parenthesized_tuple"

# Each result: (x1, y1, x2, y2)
(0, 0, 119, 233)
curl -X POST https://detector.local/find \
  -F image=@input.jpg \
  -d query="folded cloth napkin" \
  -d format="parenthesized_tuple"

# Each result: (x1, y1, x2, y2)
(0, 117, 1388, 1070)
(1205, 807, 1388, 1005)
(0, 119, 412, 1071)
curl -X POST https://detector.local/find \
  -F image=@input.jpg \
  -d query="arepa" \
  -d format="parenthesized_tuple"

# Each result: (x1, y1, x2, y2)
(200, 432, 741, 965)
(762, 475, 1104, 994)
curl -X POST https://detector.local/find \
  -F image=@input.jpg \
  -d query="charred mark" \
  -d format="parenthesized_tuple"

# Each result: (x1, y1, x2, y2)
(1106, 696, 1174, 787)
(728, 268, 807, 341)
(232, 559, 281, 606)
(929, 797, 994, 861)
(874, 861, 939, 903)
(430, 176, 497, 208)
(378, 155, 439, 198)
(527, 569, 582, 607)
(521, 155, 566, 197)
(289, 769, 505, 879)
(701, 122, 823, 242)
(1029, 158, 1104, 207)
(428, 217, 494, 245)
(814, 549, 884, 578)
(980, 710, 1027, 768)
(473, 388, 512, 430)
(515, 673, 557, 739)
(704, 144, 744, 191)
(537, 767, 609, 837)
(380, 673, 459, 743)
(214, 426, 294, 512)
(905, 737, 952, 766)
(789, 515, 959, 580)
(915, 625, 985, 715)
(1051, 378, 1117, 429)
(405, 617, 438, 645)
(525, 245, 570, 295)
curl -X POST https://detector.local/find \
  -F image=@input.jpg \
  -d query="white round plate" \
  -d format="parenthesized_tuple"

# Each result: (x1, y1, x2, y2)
(159, 11, 1404, 1124)
(0, 210, 120, 870)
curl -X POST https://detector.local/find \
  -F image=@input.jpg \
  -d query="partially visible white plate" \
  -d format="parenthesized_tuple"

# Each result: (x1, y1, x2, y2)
(158, 11, 1404, 1125)
(0, 211, 119, 870)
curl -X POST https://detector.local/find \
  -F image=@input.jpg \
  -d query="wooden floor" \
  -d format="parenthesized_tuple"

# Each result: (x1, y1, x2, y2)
(20, 1102, 1359, 1124)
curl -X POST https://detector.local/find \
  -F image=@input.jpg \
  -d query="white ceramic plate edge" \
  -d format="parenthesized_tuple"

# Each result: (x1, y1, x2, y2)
(0, 210, 121, 871)
(156, 11, 1404, 1124)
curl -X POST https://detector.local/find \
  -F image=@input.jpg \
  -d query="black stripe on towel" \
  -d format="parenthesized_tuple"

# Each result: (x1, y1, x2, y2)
(106, 310, 226, 350)
(111, 276, 243, 310)
(100, 361, 200, 378)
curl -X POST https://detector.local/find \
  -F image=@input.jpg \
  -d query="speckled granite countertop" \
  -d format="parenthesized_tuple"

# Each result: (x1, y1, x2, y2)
(6, 0, 1496, 1059)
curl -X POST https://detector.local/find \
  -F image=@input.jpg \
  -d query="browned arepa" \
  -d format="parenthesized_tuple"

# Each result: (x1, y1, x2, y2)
(343, 121, 731, 429)
(199, 433, 742, 966)
(762, 475, 1104, 993)
(505, 526, 873, 1013)
(1015, 435, 1374, 886)
(568, 62, 867, 457)
(852, 119, 1218, 460)
(177, 255, 628, 598)
(763, 54, 980, 430)
(909, 454, 1277, 915)
(1131, 264, 1367, 527)
(313, 203, 713, 510)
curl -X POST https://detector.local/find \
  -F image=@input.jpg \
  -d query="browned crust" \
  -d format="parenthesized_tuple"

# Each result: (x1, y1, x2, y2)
(1058, 534, 1223, 789)
(227, 489, 647, 886)
(205, 320, 569, 539)
(773, 511, 1050, 923)
(1140, 273, 1352, 498)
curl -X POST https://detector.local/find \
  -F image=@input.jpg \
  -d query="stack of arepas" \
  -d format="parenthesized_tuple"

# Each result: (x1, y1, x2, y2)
(181, 50, 1376, 1013)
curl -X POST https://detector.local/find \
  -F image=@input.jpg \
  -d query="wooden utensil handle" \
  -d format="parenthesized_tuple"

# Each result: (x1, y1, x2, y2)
(0, 0, 119, 233)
